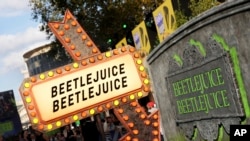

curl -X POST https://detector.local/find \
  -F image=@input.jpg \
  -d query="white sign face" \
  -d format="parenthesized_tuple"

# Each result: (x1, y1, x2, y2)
(31, 54, 142, 122)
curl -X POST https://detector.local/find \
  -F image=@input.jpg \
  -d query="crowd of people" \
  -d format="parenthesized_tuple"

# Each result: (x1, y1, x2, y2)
(17, 111, 125, 141)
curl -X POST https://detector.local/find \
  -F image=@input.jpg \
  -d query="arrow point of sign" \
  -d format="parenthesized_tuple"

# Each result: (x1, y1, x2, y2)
(48, 9, 101, 61)
(114, 101, 160, 141)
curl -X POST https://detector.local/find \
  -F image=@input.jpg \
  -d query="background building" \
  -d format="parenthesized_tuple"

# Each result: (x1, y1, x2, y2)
(23, 44, 71, 76)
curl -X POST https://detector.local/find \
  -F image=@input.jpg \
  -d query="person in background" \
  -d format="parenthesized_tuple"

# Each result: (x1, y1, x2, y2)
(103, 116, 116, 141)
(55, 132, 65, 141)
(34, 130, 49, 141)
(63, 125, 76, 141)
(19, 130, 30, 141)
(80, 117, 99, 141)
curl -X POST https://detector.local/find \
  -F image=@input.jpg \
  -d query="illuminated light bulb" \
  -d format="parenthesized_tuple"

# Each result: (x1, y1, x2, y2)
(33, 118, 39, 124)
(26, 97, 32, 103)
(64, 118, 70, 123)
(24, 82, 30, 88)
(143, 79, 149, 84)
(128, 122, 134, 128)
(23, 91, 29, 96)
(82, 35, 87, 40)
(106, 103, 111, 108)
(64, 24, 70, 30)
(137, 92, 143, 97)
(141, 72, 147, 78)
(113, 49, 119, 55)
(123, 115, 129, 121)
(38, 124, 44, 130)
(89, 57, 95, 63)
(126, 136, 131, 141)
(97, 106, 103, 112)
(132, 138, 139, 141)
(134, 53, 140, 58)
(65, 66, 71, 71)
(121, 47, 127, 52)
(140, 114, 146, 119)
(81, 61, 87, 66)
(56, 69, 62, 74)
(130, 102, 137, 107)
(71, 21, 77, 26)
(113, 100, 119, 106)
(153, 138, 159, 141)
(118, 108, 123, 114)
(73, 62, 79, 68)
(77, 28, 82, 33)
(129, 47, 135, 52)
(28, 105, 34, 110)
(153, 114, 158, 120)
(81, 112, 87, 117)
(136, 59, 142, 65)
(30, 112, 36, 117)
(97, 55, 103, 60)
(129, 94, 135, 100)
(66, 15, 71, 20)
(92, 48, 98, 53)
(30, 77, 36, 83)
(48, 71, 54, 77)
(75, 52, 81, 57)
(86, 41, 93, 47)
(89, 109, 95, 115)
(70, 45, 76, 50)
(144, 120, 150, 125)
(105, 51, 111, 58)
(135, 108, 141, 113)
(139, 66, 145, 71)
(47, 124, 53, 130)
(152, 130, 159, 135)
(59, 31, 64, 36)
(39, 74, 45, 80)
(153, 122, 159, 127)
(132, 130, 139, 135)
(56, 121, 62, 127)
(73, 115, 78, 121)
(121, 97, 127, 103)
(143, 86, 150, 92)
(65, 37, 71, 43)
(54, 24, 59, 29)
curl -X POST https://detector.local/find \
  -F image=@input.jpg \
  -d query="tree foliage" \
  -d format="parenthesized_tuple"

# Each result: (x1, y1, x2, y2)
(174, 0, 223, 28)
(29, 0, 163, 52)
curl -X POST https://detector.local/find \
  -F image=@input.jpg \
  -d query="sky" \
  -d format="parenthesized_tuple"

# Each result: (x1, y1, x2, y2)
(0, 0, 52, 102)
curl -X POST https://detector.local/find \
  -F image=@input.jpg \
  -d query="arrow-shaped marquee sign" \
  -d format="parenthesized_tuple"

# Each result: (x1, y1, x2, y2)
(19, 10, 159, 141)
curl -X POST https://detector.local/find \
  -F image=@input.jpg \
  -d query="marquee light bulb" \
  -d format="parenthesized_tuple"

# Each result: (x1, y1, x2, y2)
(144, 79, 149, 84)
(139, 66, 145, 71)
(73, 115, 78, 121)
(137, 92, 143, 97)
(26, 97, 31, 103)
(129, 94, 135, 100)
(33, 118, 39, 124)
(105, 52, 111, 58)
(73, 62, 79, 68)
(47, 124, 53, 130)
(114, 100, 119, 106)
(89, 109, 95, 115)
(56, 121, 61, 127)
(48, 71, 54, 77)
(136, 59, 142, 65)
(24, 82, 30, 88)
(39, 74, 45, 80)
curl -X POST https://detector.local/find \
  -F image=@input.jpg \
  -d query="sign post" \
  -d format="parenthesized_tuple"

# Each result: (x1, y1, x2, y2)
(19, 10, 159, 141)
